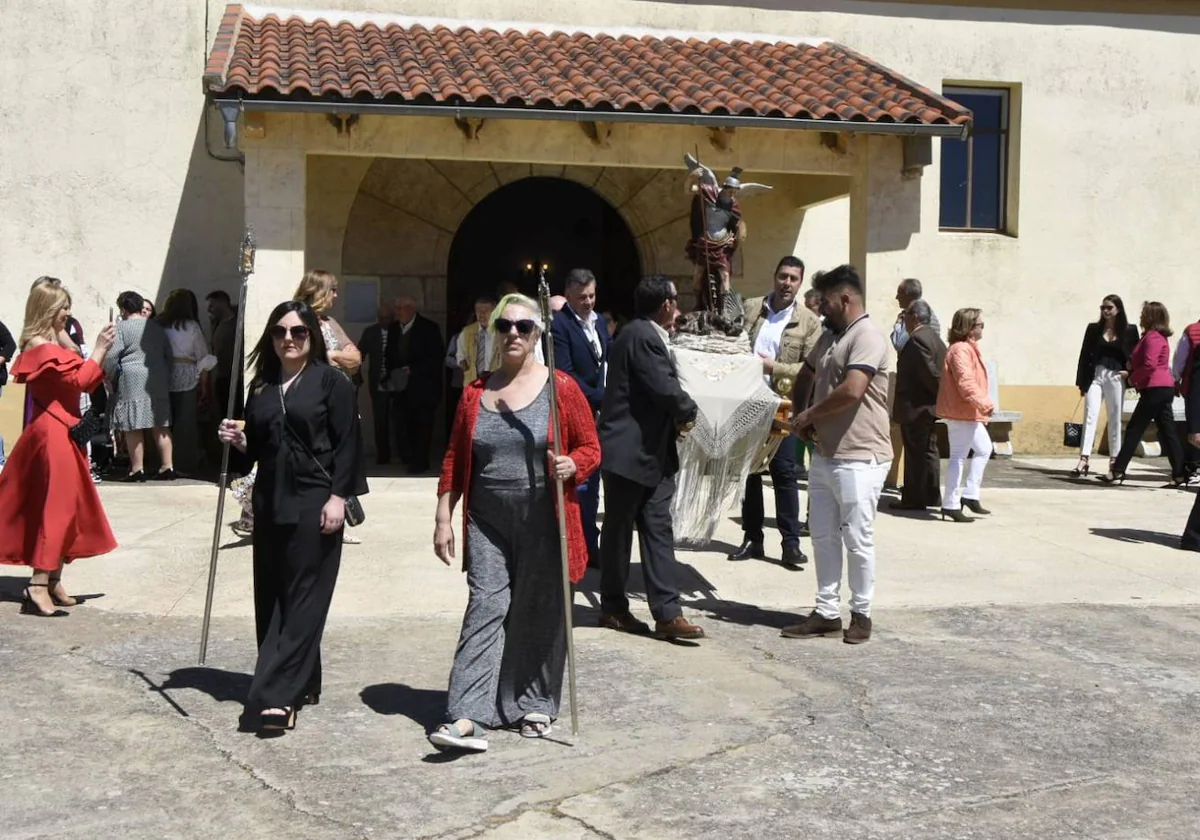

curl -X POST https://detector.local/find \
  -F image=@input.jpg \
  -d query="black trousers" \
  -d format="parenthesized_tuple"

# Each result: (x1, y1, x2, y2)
(1184, 492, 1200, 551)
(599, 471, 684, 622)
(392, 391, 435, 471)
(369, 390, 395, 463)
(247, 504, 342, 709)
(1112, 387, 1184, 478)
(900, 415, 941, 507)
(741, 435, 801, 546)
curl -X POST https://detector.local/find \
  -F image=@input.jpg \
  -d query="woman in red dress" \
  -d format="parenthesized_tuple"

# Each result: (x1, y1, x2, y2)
(0, 282, 117, 616)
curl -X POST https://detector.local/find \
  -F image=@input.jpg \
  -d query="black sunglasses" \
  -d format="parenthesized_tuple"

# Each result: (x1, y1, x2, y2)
(495, 318, 538, 335)
(269, 324, 310, 341)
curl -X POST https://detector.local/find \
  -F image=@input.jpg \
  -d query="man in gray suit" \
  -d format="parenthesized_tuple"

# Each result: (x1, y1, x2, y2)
(891, 300, 947, 510)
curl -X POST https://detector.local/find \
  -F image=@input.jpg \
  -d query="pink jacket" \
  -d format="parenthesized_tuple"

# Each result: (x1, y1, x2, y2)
(936, 340, 994, 422)
(1127, 330, 1175, 391)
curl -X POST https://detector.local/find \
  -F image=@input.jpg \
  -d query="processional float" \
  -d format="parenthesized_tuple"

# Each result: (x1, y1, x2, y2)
(672, 153, 793, 544)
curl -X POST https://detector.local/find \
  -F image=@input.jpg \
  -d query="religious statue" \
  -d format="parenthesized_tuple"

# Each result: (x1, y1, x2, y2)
(681, 153, 772, 333)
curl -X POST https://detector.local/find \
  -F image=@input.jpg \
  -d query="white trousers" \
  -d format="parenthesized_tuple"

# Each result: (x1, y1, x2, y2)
(809, 454, 889, 619)
(942, 420, 993, 509)
(1080, 365, 1125, 457)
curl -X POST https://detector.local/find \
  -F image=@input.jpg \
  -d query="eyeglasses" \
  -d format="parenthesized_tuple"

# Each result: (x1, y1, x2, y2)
(495, 318, 538, 336)
(269, 325, 310, 341)
(1100, 305, 1115, 312)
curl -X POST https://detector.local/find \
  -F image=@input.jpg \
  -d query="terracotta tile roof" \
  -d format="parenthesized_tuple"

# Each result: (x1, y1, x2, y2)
(204, 5, 971, 131)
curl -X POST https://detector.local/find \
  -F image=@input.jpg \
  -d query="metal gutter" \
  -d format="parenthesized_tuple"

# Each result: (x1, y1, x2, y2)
(211, 96, 971, 140)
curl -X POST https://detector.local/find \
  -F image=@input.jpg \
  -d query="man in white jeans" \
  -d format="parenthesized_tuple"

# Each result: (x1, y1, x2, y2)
(783, 264, 892, 645)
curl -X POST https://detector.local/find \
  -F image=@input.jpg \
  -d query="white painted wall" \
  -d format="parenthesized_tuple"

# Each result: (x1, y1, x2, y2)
(2, 0, 1198, 396)
(0, 0, 242, 343)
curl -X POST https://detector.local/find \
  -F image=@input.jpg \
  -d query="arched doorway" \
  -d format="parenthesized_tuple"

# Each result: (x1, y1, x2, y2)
(446, 177, 641, 330)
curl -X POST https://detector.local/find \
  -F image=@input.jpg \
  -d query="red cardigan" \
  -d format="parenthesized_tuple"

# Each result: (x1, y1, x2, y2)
(437, 370, 601, 583)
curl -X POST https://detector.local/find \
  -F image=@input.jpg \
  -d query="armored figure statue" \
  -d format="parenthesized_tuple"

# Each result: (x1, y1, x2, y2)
(681, 154, 772, 334)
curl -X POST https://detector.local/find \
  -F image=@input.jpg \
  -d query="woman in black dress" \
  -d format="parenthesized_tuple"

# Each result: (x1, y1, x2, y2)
(1071, 295, 1140, 477)
(218, 301, 366, 732)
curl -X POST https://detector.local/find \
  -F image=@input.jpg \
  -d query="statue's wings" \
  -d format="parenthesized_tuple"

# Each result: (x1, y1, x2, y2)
(683, 153, 718, 189)
(736, 183, 774, 198)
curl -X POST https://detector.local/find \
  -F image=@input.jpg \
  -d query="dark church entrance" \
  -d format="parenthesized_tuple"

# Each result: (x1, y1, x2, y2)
(446, 177, 641, 331)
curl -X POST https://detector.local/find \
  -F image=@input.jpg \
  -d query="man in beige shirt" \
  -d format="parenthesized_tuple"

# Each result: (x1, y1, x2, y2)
(783, 264, 893, 645)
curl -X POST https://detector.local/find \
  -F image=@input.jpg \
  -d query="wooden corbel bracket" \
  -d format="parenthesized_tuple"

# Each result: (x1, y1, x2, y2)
(580, 121, 613, 148)
(709, 126, 735, 152)
(455, 117, 485, 141)
(326, 113, 360, 136)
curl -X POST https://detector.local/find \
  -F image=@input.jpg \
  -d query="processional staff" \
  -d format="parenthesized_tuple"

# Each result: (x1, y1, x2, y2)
(199, 227, 256, 665)
(536, 267, 581, 736)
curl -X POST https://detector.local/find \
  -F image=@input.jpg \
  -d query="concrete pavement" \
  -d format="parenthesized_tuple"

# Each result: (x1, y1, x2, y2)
(2, 457, 1199, 838)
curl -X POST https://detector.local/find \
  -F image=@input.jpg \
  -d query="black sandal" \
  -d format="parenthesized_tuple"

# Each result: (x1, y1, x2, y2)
(48, 575, 77, 607)
(21, 583, 66, 618)
(260, 707, 296, 731)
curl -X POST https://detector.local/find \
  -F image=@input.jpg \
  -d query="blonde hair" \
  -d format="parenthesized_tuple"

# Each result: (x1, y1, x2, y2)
(948, 307, 982, 344)
(293, 269, 338, 314)
(19, 283, 71, 350)
(489, 294, 543, 334)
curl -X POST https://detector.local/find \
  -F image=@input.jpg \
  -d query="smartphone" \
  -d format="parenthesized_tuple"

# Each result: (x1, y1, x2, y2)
(109, 307, 115, 324)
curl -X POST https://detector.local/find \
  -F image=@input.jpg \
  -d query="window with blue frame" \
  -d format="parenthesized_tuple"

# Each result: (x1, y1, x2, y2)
(939, 87, 1010, 232)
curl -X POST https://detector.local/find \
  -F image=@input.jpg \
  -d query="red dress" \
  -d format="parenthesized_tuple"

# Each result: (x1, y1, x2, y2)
(0, 344, 117, 569)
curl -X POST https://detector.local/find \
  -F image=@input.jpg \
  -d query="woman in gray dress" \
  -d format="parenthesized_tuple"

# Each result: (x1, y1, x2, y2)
(105, 290, 175, 481)
(431, 294, 600, 752)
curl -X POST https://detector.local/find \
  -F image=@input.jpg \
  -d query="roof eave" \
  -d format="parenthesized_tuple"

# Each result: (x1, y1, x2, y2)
(212, 96, 971, 140)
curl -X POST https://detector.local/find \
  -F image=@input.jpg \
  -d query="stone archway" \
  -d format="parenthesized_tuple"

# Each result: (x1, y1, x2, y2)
(339, 158, 695, 333)
(446, 176, 641, 326)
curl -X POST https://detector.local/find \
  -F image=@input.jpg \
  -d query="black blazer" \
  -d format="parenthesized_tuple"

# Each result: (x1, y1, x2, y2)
(552, 306, 610, 412)
(893, 325, 947, 425)
(357, 322, 388, 391)
(240, 364, 366, 524)
(1075, 322, 1140, 393)
(384, 315, 444, 405)
(598, 318, 697, 487)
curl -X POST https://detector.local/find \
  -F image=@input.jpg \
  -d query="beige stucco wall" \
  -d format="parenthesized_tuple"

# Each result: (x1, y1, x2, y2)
(3, 0, 1199, 453)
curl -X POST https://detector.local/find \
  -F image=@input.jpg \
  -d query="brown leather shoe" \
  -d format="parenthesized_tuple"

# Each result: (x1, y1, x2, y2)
(599, 611, 651, 635)
(654, 616, 705, 640)
(843, 612, 872, 645)
(780, 610, 843, 639)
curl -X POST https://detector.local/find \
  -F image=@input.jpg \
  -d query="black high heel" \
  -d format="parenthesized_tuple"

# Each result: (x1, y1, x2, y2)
(1069, 456, 1090, 478)
(20, 583, 66, 617)
(301, 691, 320, 707)
(47, 575, 77, 607)
(1097, 471, 1126, 486)
(962, 499, 991, 515)
(940, 508, 973, 523)
(260, 707, 296, 731)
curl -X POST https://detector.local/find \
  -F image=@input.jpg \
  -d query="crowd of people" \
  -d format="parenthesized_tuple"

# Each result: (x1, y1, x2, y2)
(1, 259, 1196, 748)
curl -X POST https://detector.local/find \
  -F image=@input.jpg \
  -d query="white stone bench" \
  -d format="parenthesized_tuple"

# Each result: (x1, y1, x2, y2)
(1121, 394, 1187, 457)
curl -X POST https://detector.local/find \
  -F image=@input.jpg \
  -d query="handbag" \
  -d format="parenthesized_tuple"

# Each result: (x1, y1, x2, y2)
(277, 385, 365, 527)
(34, 397, 106, 448)
(1062, 397, 1083, 448)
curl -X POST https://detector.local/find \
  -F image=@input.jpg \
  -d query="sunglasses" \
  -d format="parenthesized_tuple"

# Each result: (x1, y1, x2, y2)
(495, 318, 538, 336)
(269, 325, 310, 342)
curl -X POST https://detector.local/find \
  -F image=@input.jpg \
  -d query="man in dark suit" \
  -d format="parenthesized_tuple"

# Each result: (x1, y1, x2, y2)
(598, 277, 703, 640)
(384, 296, 444, 473)
(358, 301, 396, 465)
(552, 268, 610, 567)
(891, 299, 947, 510)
